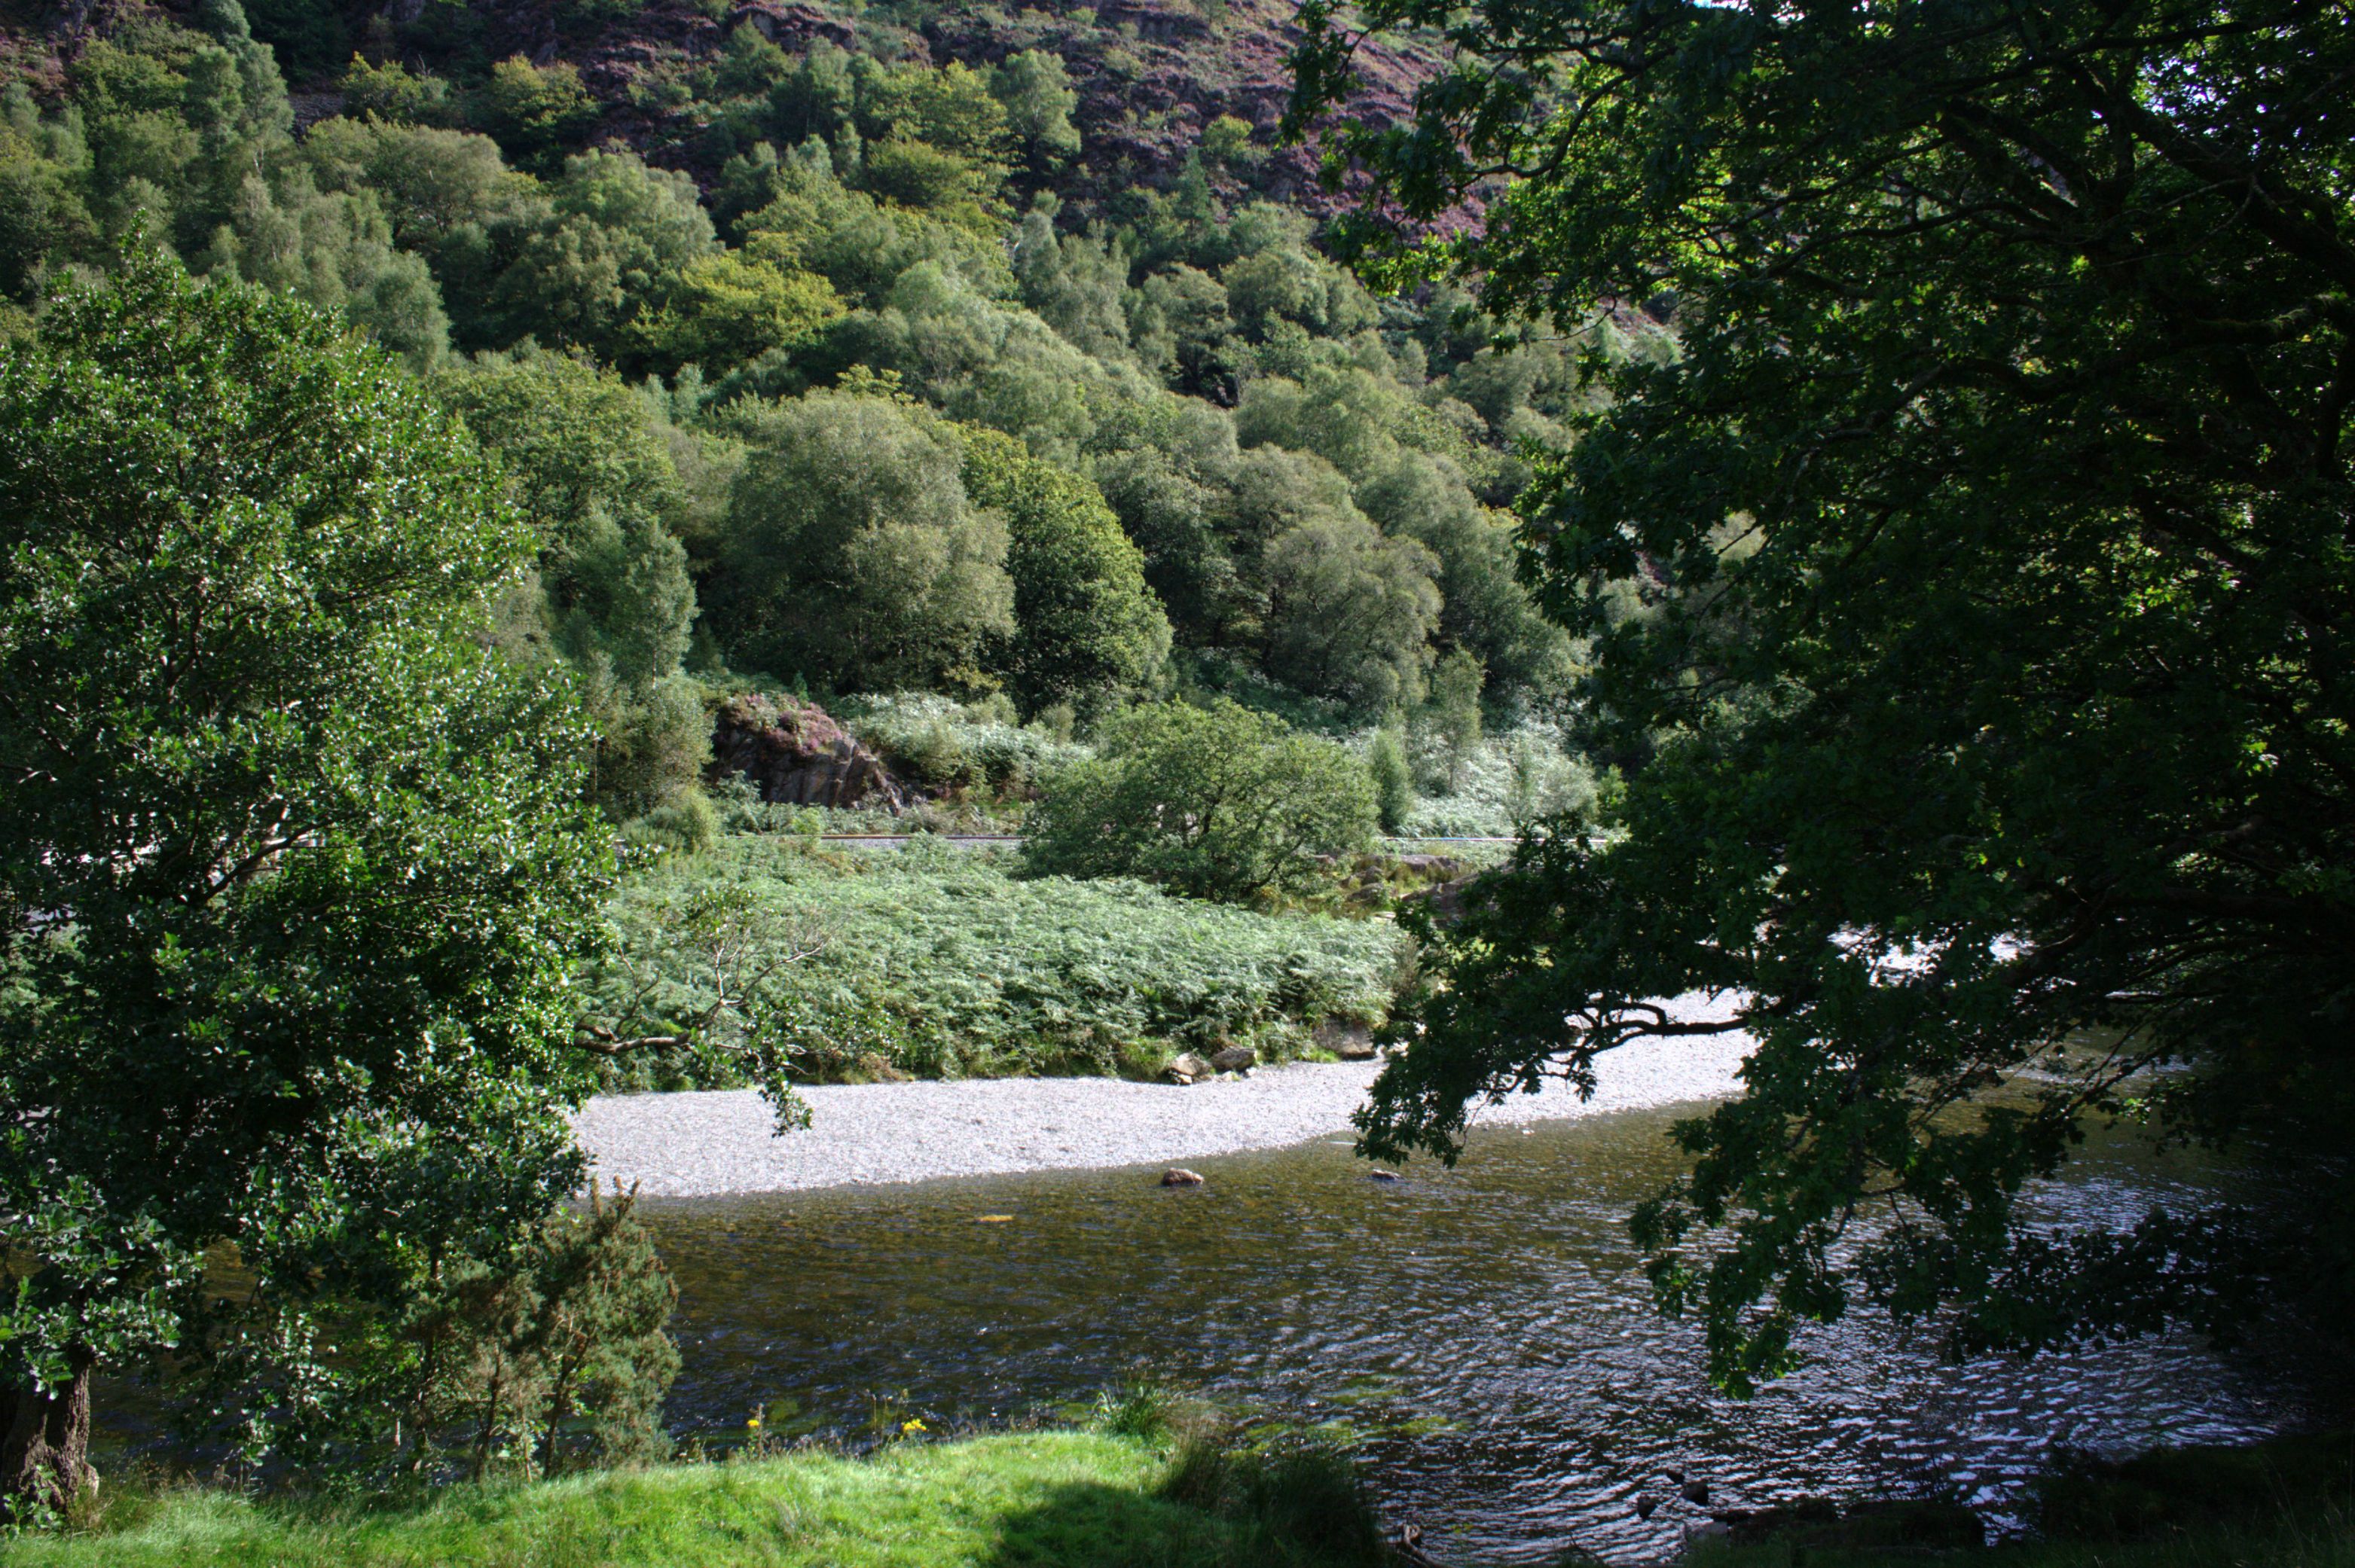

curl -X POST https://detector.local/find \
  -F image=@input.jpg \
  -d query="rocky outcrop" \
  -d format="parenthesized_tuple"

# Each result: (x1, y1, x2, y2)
(706, 692, 912, 812)
(1314, 1020, 1378, 1060)
(1162, 1051, 1214, 1085)
(727, 1, 854, 50)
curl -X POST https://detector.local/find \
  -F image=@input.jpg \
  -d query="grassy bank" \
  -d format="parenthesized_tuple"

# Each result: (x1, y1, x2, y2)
(594, 836, 1407, 1090)
(3, 1432, 1388, 1568)
(12, 1430, 2348, 1568)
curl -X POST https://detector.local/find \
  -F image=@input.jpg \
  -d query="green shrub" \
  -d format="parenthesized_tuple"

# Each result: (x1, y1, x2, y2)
(1025, 700, 1377, 903)
(1365, 725, 1413, 834)
(842, 691, 1089, 794)
(622, 789, 717, 856)
(2036, 1433, 2355, 1544)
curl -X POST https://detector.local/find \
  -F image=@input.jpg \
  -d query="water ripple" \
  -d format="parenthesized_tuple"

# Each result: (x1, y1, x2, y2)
(647, 1106, 2301, 1566)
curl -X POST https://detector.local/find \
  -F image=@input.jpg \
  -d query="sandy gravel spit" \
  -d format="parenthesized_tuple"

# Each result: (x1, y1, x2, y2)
(576, 1007, 1753, 1198)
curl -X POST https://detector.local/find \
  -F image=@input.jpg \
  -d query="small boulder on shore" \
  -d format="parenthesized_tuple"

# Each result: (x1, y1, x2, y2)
(1209, 1044, 1257, 1072)
(1314, 1020, 1379, 1060)
(1161, 1168, 1205, 1186)
(1163, 1052, 1213, 1085)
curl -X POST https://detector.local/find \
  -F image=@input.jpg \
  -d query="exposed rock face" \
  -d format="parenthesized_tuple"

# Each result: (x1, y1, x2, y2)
(728, 1, 855, 50)
(706, 692, 912, 812)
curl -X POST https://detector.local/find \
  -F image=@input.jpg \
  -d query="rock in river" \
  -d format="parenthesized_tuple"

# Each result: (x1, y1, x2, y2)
(1161, 1168, 1205, 1186)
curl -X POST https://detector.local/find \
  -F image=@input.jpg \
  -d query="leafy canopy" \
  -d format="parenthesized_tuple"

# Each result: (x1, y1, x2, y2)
(0, 253, 616, 1502)
(1291, 0, 2355, 1390)
(1025, 700, 1376, 903)
(959, 425, 1171, 712)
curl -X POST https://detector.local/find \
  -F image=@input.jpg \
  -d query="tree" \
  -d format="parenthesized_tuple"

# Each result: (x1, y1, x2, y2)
(1025, 700, 1376, 902)
(1366, 724, 1414, 834)
(712, 389, 1013, 690)
(631, 244, 845, 377)
(989, 50, 1082, 169)
(1259, 514, 1440, 711)
(493, 149, 716, 365)
(433, 352, 706, 820)
(338, 56, 457, 127)
(959, 425, 1171, 712)
(470, 56, 599, 174)
(1359, 452, 1570, 700)
(0, 255, 617, 1518)
(1292, 0, 2355, 1388)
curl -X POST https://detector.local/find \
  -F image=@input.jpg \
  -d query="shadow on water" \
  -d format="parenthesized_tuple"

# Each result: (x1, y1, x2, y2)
(643, 1103, 2308, 1566)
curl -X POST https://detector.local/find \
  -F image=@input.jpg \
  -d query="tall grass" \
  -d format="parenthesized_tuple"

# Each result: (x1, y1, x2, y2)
(0, 1431, 1396, 1568)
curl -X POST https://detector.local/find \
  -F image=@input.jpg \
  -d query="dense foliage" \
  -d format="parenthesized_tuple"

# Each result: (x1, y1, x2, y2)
(0, 257, 631, 1514)
(0, 0, 1620, 823)
(1294, 0, 2355, 1389)
(594, 835, 1406, 1088)
(1025, 700, 1379, 903)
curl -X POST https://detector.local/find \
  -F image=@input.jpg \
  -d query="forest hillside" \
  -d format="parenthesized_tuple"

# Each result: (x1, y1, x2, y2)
(0, 0, 1661, 834)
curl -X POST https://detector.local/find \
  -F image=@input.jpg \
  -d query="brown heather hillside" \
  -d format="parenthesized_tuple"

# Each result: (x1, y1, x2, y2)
(0, 0, 1446, 219)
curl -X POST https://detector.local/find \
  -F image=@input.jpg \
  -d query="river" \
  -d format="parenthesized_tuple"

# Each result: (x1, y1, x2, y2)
(642, 1101, 2304, 1565)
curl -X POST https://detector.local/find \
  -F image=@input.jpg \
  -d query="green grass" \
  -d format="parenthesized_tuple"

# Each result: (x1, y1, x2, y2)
(5, 1432, 1387, 1568)
(20, 1430, 2347, 1568)
(594, 835, 1408, 1088)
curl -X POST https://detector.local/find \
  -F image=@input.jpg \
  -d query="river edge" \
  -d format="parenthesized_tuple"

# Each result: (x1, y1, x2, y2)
(575, 1030, 1755, 1198)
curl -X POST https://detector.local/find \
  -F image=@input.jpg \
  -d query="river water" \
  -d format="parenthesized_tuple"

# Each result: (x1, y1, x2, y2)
(643, 1103, 2302, 1565)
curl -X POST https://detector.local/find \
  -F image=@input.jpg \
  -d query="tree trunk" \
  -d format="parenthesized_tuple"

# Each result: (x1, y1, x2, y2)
(472, 1369, 505, 1481)
(1, 1352, 96, 1525)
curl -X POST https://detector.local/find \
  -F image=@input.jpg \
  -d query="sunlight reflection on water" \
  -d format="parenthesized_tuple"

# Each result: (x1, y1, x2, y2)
(646, 1104, 2302, 1565)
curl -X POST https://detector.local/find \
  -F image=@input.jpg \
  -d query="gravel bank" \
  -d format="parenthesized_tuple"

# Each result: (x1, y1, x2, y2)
(577, 1006, 1752, 1197)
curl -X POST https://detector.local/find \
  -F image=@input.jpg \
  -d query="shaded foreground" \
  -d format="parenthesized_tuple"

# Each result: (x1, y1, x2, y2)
(1691, 1433, 2354, 1568)
(0, 1431, 1387, 1568)
(2, 1429, 2347, 1567)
